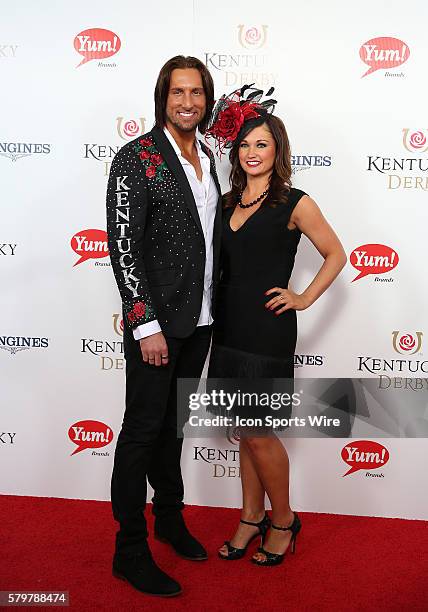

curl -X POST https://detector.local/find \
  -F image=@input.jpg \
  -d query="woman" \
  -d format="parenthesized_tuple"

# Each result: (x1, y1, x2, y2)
(206, 86, 347, 566)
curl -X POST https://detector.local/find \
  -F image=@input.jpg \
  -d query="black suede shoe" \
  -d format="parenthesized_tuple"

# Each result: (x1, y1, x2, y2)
(113, 551, 182, 597)
(154, 513, 208, 561)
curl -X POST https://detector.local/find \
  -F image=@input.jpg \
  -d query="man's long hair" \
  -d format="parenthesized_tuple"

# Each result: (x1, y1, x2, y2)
(223, 114, 293, 209)
(154, 56, 214, 134)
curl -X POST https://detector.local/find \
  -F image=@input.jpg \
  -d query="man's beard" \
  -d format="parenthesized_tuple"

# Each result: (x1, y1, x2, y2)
(166, 112, 204, 133)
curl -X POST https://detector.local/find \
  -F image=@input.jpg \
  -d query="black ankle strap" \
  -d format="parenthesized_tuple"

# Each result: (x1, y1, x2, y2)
(271, 523, 292, 532)
(240, 514, 268, 527)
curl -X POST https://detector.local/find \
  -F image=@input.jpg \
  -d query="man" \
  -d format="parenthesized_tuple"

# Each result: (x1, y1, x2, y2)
(106, 56, 221, 597)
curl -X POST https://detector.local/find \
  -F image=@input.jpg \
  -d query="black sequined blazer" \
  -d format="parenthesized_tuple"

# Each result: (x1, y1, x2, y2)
(106, 127, 222, 338)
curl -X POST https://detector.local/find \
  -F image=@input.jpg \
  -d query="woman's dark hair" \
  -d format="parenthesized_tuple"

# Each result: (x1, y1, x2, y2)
(154, 56, 214, 134)
(223, 114, 292, 209)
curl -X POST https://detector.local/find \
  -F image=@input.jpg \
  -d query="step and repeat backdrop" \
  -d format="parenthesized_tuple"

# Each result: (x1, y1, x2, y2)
(2, 0, 427, 520)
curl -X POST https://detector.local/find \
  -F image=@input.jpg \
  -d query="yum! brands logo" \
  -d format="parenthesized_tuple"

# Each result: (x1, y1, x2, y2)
(392, 331, 423, 355)
(74, 28, 121, 68)
(341, 440, 389, 477)
(349, 244, 398, 283)
(68, 420, 113, 456)
(71, 229, 109, 267)
(359, 36, 409, 78)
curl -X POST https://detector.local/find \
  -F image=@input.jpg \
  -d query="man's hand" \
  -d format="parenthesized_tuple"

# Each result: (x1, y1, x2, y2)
(139, 332, 169, 366)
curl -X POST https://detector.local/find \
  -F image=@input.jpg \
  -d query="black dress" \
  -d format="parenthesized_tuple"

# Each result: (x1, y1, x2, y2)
(207, 188, 307, 425)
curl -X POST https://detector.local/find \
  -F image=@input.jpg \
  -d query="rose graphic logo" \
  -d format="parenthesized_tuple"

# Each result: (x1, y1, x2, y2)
(113, 313, 124, 336)
(238, 25, 267, 49)
(116, 117, 146, 141)
(392, 331, 423, 355)
(399, 335, 415, 351)
(227, 426, 240, 445)
(402, 129, 428, 153)
(359, 36, 409, 77)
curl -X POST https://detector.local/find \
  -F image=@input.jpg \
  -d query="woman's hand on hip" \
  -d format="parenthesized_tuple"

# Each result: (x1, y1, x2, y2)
(264, 287, 310, 314)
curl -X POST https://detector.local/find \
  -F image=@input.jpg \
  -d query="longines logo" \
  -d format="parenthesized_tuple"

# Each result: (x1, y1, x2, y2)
(291, 155, 332, 174)
(0, 45, 18, 58)
(357, 331, 426, 377)
(294, 354, 324, 368)
(116, 117, 146, 141)
(0, 244, 17, 256)
(0, 432, 16, 444)
(0, 142, 51, 162)
(392, 331, 423, 355)
(205, 25, 277, 88)
(238, 25, 268, 49)
(192, 445, 240, 478)
(0, 336, 49, 355)
(367, 130, 428, 191)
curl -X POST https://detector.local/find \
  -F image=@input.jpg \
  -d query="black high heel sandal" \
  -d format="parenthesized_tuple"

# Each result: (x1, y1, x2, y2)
(219, 513, 271, 560)
(252, 512, 301, 566)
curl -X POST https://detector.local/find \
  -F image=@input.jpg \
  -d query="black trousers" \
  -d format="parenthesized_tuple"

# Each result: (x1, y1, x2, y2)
(111, 323, 211, 556)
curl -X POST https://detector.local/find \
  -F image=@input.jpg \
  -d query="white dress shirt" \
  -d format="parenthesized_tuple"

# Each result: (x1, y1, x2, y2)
(133, 128, 218, 340)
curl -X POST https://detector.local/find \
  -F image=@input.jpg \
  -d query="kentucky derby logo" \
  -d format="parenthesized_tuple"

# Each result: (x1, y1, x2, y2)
(402, 129, 428, 153)
(238, 25, 268, 49)
(392, 331, 423, 355)
(113, 314, 124, 336)
(116, 117, 146, 141)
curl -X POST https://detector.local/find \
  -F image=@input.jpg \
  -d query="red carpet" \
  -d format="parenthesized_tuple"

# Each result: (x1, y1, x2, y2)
(1, 495, 427, 611)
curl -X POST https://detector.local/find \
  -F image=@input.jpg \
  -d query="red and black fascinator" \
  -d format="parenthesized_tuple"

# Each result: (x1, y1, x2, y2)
(205, 83, 277, 158)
